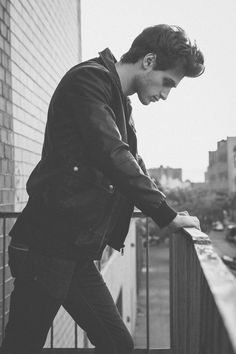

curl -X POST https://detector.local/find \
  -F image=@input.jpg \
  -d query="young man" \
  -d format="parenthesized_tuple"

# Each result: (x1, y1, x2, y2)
(1, 24, 204, 353)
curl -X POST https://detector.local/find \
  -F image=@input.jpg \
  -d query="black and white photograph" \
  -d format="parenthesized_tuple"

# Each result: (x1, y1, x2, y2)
(0, 1, 236, 353)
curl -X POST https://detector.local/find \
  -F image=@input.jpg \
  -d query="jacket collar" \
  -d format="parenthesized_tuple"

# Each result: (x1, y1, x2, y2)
(99, 48, 124, 95)
(99, 48, 134, 128)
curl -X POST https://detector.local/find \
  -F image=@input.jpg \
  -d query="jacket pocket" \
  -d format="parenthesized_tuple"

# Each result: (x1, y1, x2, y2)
(43, 167, 114, 233)
(8, 244, 35, 279)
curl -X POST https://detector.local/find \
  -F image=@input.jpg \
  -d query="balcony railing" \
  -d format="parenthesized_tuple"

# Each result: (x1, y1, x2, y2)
(170, 227, 236, 354)
(1, 211, 236, 354)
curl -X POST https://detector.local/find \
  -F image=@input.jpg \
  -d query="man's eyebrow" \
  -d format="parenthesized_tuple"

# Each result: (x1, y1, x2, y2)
(163, 78, 177, 88)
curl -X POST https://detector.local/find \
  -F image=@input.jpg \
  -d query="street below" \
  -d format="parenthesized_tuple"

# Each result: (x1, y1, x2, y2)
(209, 229, 236, 277)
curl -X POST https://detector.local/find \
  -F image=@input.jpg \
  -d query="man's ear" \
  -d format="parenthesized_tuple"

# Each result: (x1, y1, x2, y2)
(143, 53, 157, 70)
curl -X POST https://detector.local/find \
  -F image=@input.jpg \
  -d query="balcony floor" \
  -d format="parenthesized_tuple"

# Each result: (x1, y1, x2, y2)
(42, 349, 171, 353)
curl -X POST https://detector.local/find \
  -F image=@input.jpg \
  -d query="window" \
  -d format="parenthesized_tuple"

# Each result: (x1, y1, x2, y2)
(233, 146, 236, 168)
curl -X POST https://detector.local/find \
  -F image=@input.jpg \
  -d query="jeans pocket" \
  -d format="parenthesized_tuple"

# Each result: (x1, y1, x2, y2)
(8, 245, 33, 279)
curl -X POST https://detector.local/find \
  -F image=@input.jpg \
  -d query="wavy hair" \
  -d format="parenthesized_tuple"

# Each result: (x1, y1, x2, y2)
(121, 25, 204, 77)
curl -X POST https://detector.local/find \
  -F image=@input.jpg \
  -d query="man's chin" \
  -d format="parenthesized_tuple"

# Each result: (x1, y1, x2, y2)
(137, 93, 150, 105)
(139, 98, 150, 105)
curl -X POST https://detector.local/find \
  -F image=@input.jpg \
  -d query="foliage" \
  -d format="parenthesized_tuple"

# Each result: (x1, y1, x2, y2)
(136, 186, 236, 240)
(166, 187, 236, 232)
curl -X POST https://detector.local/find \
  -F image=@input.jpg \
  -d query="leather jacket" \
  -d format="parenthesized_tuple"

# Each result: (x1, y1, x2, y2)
(10, 48, 176, 259)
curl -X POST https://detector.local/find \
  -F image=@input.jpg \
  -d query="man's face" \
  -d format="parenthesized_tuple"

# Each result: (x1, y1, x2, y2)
(134, 55, 184, 105)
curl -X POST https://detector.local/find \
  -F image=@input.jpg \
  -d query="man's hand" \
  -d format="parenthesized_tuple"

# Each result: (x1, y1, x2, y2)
(169, 211, 201, 232)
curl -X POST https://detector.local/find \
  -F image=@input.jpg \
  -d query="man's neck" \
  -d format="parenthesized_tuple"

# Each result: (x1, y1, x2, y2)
(115, 61, 137, 97)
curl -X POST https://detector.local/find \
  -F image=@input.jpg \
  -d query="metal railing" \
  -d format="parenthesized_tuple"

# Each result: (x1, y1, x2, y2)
(1, 211, 236, 353)
(133, 211, 151, 352)
(0, 212, 20, 341)
(170, 227, 236, 354)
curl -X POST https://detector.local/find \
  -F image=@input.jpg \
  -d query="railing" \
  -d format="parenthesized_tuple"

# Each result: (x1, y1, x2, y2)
(0, 212, 20, 343)
(1, 211, 236, 354)
(170, 227, 236, 354)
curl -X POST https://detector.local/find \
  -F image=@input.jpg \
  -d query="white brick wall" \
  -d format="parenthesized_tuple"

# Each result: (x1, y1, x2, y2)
(10, 0, 81, 210)
(7, 0, 83, 347)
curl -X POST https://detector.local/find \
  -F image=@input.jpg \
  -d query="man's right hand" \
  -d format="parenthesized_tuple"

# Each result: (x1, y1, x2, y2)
(169, 211, 201, 232)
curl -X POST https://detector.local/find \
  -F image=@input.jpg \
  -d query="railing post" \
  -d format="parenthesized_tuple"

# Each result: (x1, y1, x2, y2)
(169, 230, 201, 354)
(74, 322, 78, 348)
(50, 323, 54, 348)
(145, 217, 150, 353)
(2, 217, 6, 339)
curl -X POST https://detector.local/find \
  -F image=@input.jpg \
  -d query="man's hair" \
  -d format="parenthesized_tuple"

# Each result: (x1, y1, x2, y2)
(121, 24, 204, 77)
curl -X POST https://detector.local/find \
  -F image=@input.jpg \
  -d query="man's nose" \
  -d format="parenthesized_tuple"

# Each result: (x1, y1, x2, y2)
(160, 88, 171, 100)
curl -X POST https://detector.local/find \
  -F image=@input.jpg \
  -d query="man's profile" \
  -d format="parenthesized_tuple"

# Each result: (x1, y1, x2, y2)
(1, 24, 204, 354)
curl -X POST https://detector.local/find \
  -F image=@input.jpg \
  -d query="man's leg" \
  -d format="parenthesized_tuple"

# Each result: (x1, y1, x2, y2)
(0, 247, 62, 354)
(63, 260, 134, 354)
(1, 277, 61, 354)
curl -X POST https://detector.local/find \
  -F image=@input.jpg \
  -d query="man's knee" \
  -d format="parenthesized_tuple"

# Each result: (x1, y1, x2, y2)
(117, 330, 134, 354)
(125, 334, 134, 353)
(94, 328, 134, 354)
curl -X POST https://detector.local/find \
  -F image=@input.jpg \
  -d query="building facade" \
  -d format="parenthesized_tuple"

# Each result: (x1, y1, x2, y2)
(148, 165, 183, 190)
(205, 137, 236, 195)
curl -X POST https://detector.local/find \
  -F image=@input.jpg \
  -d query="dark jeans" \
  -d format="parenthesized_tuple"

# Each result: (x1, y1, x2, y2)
(0, 246, 134, 354)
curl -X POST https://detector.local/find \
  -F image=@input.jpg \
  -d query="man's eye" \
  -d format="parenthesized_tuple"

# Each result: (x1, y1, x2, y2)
(164, 80, 172, 87)
(163, 78, 176, 88)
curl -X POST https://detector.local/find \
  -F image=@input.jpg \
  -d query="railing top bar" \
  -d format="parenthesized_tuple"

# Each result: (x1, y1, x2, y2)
(0, 211, 145, 219)
(0, 212, 21, 218)
(182, 226, 212, 245)
(181, 227, 236, 351)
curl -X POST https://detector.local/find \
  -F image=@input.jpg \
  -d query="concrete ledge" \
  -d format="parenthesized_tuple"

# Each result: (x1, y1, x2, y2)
(183, 227, 236, 351)
(170, 227, 236, 353)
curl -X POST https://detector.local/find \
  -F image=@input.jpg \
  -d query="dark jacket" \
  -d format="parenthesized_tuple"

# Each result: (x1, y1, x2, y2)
(10, 48, 176, 259)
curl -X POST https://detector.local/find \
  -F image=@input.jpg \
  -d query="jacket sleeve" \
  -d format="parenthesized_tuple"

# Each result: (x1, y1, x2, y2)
(63, 67, 177, 228)
(137, 154, 150, 177)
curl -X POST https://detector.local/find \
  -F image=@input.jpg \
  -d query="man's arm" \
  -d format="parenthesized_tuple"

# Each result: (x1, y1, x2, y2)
(137, 154, 150, 177)
(64, 67, 199, 230)
(136, 154, 200, 230)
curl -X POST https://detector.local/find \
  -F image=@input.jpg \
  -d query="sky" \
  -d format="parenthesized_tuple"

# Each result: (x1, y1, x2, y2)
(81, 0, 236, 182)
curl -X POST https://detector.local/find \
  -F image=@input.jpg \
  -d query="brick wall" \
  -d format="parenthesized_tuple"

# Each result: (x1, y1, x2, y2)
(0, 0, 14, 213)
(0, 0, 14, 344)
(10, 0, 81, 210)
(0, 0, 82, 347)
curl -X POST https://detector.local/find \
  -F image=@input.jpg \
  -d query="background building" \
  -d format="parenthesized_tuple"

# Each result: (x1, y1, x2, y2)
(148, 165, 183, 190)
(205, 137, 236, 195)
(0, 0, 137, 347)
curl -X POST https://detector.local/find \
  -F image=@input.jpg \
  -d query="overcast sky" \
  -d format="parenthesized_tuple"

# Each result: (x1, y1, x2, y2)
(81, 0, 236, 182)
